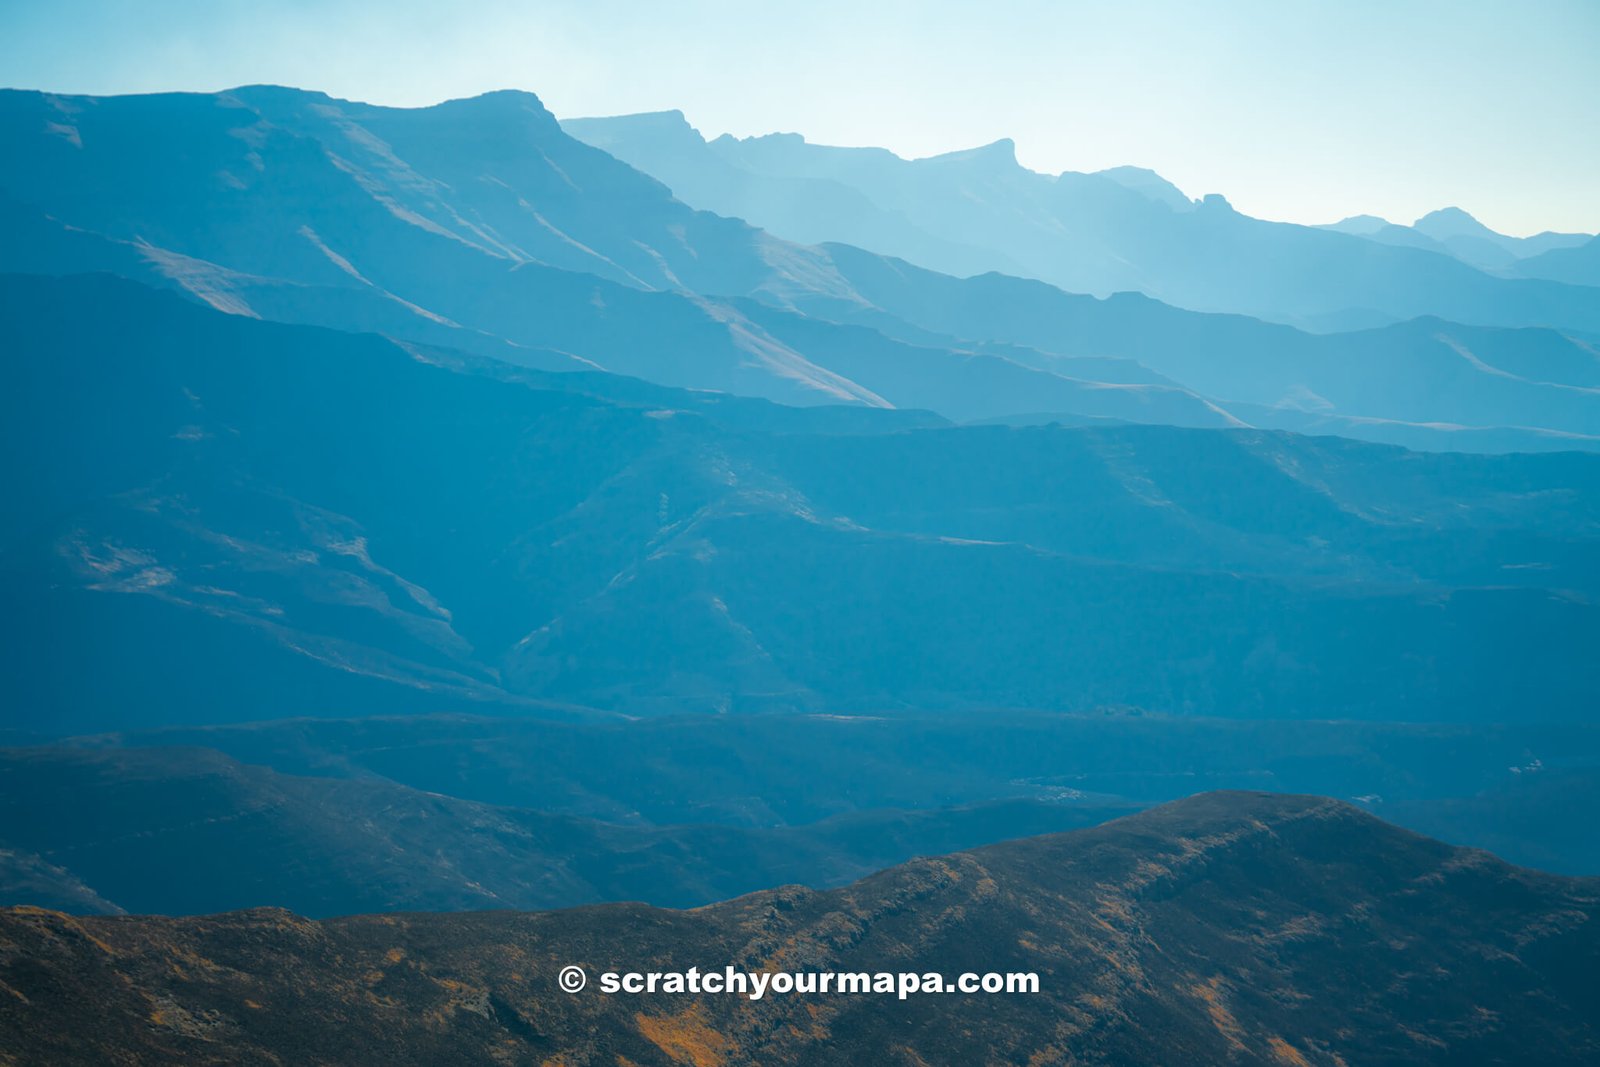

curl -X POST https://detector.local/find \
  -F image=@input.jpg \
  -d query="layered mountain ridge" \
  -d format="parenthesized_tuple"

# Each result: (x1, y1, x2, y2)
(4, 86, 1600, 452)
(563, 107, 1600, 334)
(8, 272, 1600, 727)
(3, 78, 1600, 1065)
(1321, 206, 1592, 272)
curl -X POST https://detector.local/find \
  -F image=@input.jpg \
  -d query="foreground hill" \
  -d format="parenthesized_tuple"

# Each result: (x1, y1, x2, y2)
(2, 793, 1596, 1065)
(6, 272, 1600, 727)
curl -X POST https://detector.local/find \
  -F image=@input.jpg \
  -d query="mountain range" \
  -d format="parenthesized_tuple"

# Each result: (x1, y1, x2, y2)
(7, 271, 1600, 728)
(4, 80, 1600, 1064)
(1322, 207, 1592, 273)
(3, 792, 1597, 1066)
(563, 108, 1600, 333)
(5, 87, 1600, 453)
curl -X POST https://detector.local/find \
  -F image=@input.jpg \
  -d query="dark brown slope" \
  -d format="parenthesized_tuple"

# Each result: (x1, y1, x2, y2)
(2, 792, 1597, 1066)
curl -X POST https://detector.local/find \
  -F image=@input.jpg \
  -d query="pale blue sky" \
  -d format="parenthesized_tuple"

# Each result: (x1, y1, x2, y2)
(3, 0, 1596, 235)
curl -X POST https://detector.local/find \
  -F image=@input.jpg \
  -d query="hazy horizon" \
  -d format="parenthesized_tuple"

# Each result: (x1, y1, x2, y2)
(3, 0, 1597, 238)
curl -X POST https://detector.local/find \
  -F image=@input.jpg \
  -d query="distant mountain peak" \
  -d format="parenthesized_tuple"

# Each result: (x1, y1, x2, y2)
(428, 88, 562, 129)
(923, 137, 1018, 169)
(1326, 213, 1395, 234)
(462, 88, 546, 105)
(603, 108, 692, 129)
(1414, 205, 1497, 240)
(738, 131, 808, 146)
(562, 108, 706, 150)
(1094, 166, 1191, 211)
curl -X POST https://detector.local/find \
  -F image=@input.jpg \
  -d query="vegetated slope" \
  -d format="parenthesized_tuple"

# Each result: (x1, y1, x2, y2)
(2, 793, 1596, 1065)
(6, 272, 1600, 727)
(83, 711, 1600, 875)
(7, 710, 1600, 920)
(0, 744, 1132, 916)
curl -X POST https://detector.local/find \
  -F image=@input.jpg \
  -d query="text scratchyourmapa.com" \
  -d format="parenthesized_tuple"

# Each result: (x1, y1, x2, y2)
(558, 965, 1040, 1001)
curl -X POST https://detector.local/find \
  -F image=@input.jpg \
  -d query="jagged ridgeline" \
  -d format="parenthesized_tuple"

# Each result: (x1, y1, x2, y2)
(562, 108, 1600, 325)
(5, 86, 1600, 454)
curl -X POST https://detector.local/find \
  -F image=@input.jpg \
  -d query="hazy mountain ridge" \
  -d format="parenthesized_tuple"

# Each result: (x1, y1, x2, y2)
(775, 244, 1600, 445)
(8, 273, 1600, 727)
(0, 93, 1250, 429)
(3, 793, 1596, 1065)
(564, 109, 1600, 333)
(5, 87, 1600, 450)
(1515, 234, 1600, 288)
(1322, 207, 1593, 272)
